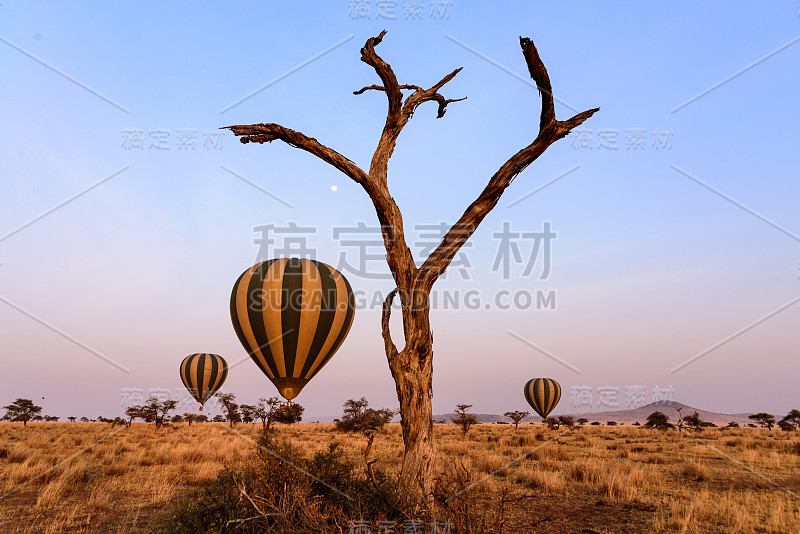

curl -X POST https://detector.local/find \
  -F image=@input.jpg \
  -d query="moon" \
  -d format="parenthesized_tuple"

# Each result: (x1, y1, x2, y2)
(331, 185, 338, 192)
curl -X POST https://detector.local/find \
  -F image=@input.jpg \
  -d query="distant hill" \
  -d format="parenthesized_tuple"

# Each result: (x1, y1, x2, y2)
(433, 401, 755, 426)
(560, 401, 754, 426)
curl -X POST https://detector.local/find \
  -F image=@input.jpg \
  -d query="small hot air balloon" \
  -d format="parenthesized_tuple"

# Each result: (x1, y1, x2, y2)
(230, 258, 355, 401)
(523, 378, 561, 419)
(180, 353, 228, 411)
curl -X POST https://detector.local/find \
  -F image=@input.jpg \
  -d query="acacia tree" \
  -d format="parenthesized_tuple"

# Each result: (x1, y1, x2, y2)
(558, 415, 575, 429)
(140, 397, 178, 428)
(254, 397, 283, 433)
(682, 411, 705, 432)
(779, 409, 800, 431)
(1, 398, 42, 427)
(274, 402, 304, 426)
(451, 404, 478, 436)
(335, 397, 395, 433)
(749, 412, 775, 430)
(215, 392, 241, 427)
(645, 411, 671, 430)
(503, 410, 529, 430)
(125, 406, 144, 425)
(239, 404, 255, 424)
(224, 32, 597, 504)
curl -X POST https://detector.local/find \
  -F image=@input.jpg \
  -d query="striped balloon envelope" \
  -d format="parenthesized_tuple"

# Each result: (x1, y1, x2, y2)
(179, 353, 228, 411)
(523, 378, 561, 419)
(230, 258, 355, 401)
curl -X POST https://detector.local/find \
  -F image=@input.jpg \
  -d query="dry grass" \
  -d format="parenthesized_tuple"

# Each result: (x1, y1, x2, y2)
(0, 422, 259, 532)
(0, 422, 798, 532)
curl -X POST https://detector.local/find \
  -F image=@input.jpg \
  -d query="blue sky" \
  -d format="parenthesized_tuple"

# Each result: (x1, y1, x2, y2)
(1, 1, 798, 420)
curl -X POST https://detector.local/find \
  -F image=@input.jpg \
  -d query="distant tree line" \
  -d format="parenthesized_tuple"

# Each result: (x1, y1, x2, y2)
(0, 394, 307, 430)
(5, 396, 800, 438)
(641, 408, 800, 432)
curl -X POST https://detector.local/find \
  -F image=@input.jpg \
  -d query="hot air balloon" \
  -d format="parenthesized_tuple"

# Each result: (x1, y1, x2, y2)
(523, 378, 561, 419)
(230, 258, 355, 401)
(179, 353, 228, 411)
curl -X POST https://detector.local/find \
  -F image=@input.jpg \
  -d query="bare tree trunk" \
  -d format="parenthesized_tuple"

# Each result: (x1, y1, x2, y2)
(224, 31, 597, 507)
(391, 345, 434, 505)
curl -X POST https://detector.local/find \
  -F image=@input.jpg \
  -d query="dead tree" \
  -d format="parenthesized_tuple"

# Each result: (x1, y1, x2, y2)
(224, 31, 597, 507)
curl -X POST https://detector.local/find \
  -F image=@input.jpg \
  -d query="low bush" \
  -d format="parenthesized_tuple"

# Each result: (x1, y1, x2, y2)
(162, 434, 404, 533)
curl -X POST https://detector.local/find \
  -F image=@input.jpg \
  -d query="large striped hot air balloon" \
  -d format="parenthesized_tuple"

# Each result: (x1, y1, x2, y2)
(523, 378, 561, 419)
(230, 258, 355, 401)
(179, 353, 228, 411)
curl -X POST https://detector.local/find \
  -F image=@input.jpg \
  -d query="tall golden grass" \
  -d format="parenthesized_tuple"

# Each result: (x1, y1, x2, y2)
(0, 422, 798, 532)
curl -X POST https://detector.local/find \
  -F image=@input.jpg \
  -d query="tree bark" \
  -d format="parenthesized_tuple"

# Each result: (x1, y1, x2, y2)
(223, 32, 597, 508)
(382, 289, 436, 506)
(392, 346, 434, 506)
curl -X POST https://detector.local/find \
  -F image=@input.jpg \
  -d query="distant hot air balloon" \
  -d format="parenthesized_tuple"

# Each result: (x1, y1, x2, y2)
(230, 258, 355, 401)
(523, 378, 561, 419)
(180, 353, 228, 411)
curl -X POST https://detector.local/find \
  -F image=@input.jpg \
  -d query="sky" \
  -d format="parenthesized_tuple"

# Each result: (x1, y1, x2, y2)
(1, 1, 798, 421)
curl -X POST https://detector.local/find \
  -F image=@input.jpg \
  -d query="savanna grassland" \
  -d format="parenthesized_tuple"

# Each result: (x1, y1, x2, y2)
(0, 422, 798, 533)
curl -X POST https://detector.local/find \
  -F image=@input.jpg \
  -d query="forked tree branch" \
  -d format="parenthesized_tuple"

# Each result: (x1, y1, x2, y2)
(414, 38, 599, 296)
(223, 32, 598, 326)
(357, 30, 465, 182)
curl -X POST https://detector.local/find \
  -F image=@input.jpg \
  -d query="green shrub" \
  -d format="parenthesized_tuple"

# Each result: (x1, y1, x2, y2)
(162, 434, 404, 533)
